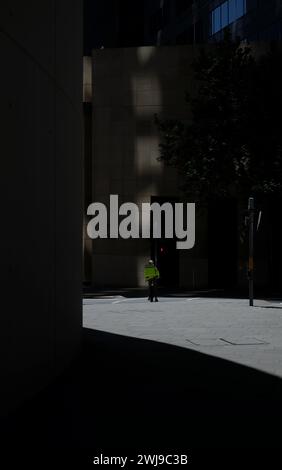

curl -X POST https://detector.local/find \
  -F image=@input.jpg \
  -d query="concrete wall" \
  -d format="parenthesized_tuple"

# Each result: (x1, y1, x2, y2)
(89, 43, 282, 291)
(90, 45, 208, 288)
(0, 1, 82, 414)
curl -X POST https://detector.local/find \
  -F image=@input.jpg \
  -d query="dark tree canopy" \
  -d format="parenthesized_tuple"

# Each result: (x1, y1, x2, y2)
(156, 36, 282, 202)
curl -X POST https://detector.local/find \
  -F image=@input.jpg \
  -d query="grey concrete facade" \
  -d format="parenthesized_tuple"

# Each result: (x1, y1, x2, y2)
(0, 1, 83, 415)
(87, 43, 281, 291)
(89, 45, 208, 288)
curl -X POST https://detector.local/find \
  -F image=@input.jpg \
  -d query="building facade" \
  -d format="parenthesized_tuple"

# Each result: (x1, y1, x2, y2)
(83, 1, 282, 291)
(84, 42, 282, 291)
(0, 0, 83, 415)
(85, 45, 209, 288)
(84, 0, 144, 53)
(144, 0, 282, 45)
(84, 0, 282, 51)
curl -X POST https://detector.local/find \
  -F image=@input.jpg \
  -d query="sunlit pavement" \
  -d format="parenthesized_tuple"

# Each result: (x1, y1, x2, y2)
(84, 296, 282, 378)
(2, 295, 282, 457)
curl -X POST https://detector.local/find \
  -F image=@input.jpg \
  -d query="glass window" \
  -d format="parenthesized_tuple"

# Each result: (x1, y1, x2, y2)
(229, 0, 237, 23)
(229, 0, 246, 23)
(221, 1, 229, 29)
(236, 0, 246, 18)
(212, 6, 221, 34)
(211, 0, 246, 36)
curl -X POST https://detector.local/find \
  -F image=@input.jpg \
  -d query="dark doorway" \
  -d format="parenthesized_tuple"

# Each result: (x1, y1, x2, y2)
(208, 198, 238, 288)
(150, 197, 179, 287)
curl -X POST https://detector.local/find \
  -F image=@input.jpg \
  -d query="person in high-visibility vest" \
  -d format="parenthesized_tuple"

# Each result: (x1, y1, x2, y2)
(144, 259, 160, 302)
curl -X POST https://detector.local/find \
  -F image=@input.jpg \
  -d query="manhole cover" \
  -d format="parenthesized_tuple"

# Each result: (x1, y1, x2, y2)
(219, 337, 267, 345)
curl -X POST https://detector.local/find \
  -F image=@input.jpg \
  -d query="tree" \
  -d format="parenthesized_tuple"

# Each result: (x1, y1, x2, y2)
(156, 36, 282, 202)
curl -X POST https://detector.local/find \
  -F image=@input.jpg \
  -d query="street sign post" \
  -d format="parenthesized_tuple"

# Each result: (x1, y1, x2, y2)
(248, 197, 255, 306)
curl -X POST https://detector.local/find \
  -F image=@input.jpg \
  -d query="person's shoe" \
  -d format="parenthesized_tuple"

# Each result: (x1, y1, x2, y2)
(150, 299, 153, 302)
(155, 298, 158, 302)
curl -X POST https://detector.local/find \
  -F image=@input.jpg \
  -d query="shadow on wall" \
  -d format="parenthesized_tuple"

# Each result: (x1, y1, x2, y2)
(90, 45, 198, 288)
(0, 0, 82, 417)
(1, 327, 282, 461)
(90, 43, 282, 291)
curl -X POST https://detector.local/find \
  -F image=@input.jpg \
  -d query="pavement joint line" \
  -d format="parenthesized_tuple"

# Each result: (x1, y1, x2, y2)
(219, 337, 268, 346)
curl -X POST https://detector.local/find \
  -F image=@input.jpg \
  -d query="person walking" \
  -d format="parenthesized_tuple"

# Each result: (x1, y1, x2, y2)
(144, 259, 160, 302)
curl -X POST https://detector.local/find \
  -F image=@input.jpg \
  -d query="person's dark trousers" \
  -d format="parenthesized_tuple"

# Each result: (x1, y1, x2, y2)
(148, 279, 158, 302)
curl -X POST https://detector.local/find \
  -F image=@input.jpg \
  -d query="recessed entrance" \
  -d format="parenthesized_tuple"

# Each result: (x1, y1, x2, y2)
(150, 196, 179, 287)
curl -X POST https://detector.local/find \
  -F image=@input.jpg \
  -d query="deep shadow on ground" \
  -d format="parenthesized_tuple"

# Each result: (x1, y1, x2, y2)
(1, 328, 281, 465)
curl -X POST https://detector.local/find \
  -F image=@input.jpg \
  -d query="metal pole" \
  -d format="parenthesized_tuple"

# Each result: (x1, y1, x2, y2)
(248, 197, 254, 306)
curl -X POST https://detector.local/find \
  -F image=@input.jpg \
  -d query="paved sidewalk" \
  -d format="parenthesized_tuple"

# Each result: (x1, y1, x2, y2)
(2, 297, 282, 457)
(84, 296, 282, 378)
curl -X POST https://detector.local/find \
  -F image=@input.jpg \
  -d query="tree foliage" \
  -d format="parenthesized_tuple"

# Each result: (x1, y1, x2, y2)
(156, 36, 282, 201)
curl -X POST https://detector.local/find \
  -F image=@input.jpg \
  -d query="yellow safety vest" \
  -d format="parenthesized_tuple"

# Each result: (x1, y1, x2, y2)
(144, 265, 160, 281)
